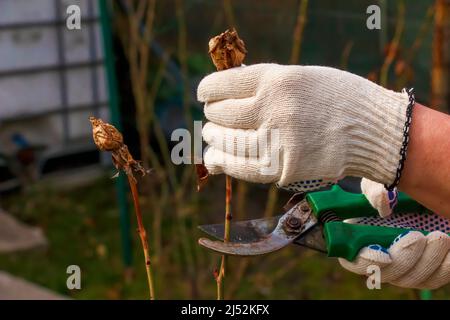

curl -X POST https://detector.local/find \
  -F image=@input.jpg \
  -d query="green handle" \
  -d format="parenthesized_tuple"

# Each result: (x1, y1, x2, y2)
(324, 222, 431, 261)
(306, 185, 431, 261)
(306, 185, 423, 219)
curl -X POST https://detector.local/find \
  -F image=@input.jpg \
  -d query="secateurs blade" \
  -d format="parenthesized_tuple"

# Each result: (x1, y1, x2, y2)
(198, 185, 438, 261)
(198, 193, 323, 256)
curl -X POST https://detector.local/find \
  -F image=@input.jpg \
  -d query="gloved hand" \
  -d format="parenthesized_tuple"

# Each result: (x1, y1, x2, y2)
(198, 63, 410, 191)
(349, 179, 450, 289)
(339, 230, 450, 289)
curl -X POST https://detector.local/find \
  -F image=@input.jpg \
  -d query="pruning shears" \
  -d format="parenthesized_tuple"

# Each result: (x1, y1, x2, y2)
(198, 185, 429, 261)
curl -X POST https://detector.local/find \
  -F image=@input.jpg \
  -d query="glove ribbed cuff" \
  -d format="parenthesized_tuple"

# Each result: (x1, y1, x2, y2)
(342, 84, 409, 185)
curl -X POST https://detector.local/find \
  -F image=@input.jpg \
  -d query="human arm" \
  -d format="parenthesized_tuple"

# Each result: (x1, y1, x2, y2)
(399, 103, 450, 217)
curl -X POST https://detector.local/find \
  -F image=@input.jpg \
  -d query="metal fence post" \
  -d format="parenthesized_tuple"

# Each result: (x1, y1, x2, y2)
(98, 0, 133, 269)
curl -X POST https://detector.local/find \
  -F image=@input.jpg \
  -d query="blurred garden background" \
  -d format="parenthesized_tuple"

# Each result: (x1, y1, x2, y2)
(0, 0, 448, 299)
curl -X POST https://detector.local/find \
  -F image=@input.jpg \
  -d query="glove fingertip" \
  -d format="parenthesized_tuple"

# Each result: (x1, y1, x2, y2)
(203, 146, 224, 175)
(197, 77, 211, 102)
(390, 230, 426, 250)
(359, 244, 392, 265)
(360, 178, 397, 218)
(338, 243, 392, 276)
(202, 122, 220, 145)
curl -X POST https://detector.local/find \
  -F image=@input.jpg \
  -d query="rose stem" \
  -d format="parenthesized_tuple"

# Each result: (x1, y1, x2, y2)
(216, 175, 232, 299)
(207, 29, 245, 299)
(127, 175, 155, 300)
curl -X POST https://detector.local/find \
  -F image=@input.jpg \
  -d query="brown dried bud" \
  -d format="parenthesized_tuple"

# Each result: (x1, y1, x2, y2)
(90, 117, 123, 151)
(208, 28, 247, 71)
(90, 117, 148, 183)
(196, 29, 247, 191)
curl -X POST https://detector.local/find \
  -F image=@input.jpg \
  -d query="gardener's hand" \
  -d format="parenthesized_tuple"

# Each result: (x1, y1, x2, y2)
(198, 64, 409, 192)
(339, 230, 450, 289)
(350, 179, 450, 289)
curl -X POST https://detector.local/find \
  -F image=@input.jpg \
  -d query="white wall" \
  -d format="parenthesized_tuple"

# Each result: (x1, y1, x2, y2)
(0, 0, 110, 154)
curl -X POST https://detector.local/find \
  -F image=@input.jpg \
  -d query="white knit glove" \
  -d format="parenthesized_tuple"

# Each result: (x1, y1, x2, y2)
(348, 179, 450, 289)
(198, 64, 409, 191)
(339, 230, 450, 289)
(361, 178, 398, 218)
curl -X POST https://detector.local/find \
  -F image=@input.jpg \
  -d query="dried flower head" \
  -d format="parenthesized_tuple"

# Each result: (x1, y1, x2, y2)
(90, 116, 123, 151)
(208, 28, 247, 71)
(90, 116, 148, 182)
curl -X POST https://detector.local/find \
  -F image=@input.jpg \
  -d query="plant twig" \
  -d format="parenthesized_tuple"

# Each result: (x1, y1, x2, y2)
(223, 0, 237, 28)
(380, 0, 405, 86)
(128, 175, 156, 300)
(90, 117, 156, 300)
(431, 0, 449, 111)
(126, 0, 156, 170)
(215, 175, 232, 299)
(393, 5, 434, 91)
(206, 29, 246, 300)
(340, 41, 354, 70)
(406, 5, 434, 64)
(290, 0, 309, 64)
(263, 185, 279, 218)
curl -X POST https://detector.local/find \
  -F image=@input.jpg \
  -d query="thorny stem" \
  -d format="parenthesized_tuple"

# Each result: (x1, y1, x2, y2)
(216, 175, 232, 300)
(89, 116, 155, 299)
(216, 255, 225, 300)
(206, 28, 245, 299)
(127, 175, 156, 300)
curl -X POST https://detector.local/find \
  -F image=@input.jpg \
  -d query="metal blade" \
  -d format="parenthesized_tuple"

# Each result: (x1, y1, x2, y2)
(198, 215, 281, 243)
(198, 232, 295, 256)
(197, 192, 306, 243)
(198, 196, 319, 256)
(293, 224, 327, 253)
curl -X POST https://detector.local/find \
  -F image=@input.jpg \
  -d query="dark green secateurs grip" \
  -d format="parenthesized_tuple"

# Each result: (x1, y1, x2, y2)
(306, 185, 423, 219)
(305, 185, 429, 261)
(323, 222, 430, 261)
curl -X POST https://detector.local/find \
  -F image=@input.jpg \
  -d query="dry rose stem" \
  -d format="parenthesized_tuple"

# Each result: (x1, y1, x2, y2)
(203, 28, 247, 300)
(196, 29, 247, 191)
(89, 116, 155, 299)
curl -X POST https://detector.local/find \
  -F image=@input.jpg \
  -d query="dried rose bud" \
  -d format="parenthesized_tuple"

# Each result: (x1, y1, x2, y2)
(90, 117, 149, 183)
(90, 117, 123, 151)
(208, 28, 247, 71)
(196, 29, 247, 191)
